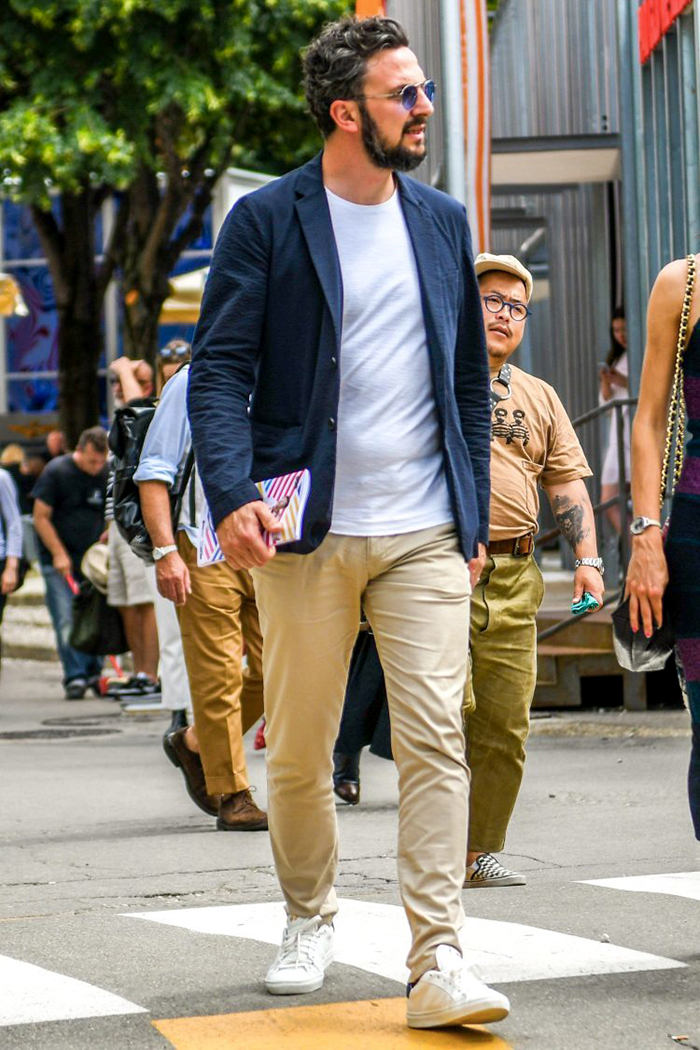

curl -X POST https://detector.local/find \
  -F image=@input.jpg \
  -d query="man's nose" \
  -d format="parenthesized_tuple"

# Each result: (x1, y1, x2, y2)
(412, 85, 433, 117)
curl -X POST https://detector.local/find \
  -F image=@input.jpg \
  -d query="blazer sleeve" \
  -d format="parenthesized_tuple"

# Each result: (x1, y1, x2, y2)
(454, 211, 491, 547)
(188, 195, 269, 527)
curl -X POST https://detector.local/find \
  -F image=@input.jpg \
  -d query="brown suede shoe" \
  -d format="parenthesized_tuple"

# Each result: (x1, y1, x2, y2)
(217, 789, 268, 831)
(163, 728, 220, 817)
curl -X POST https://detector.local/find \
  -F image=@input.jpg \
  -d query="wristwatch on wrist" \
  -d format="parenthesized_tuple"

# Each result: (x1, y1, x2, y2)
(630, 516, 662, 535)
(152, 544, 178, 562)
(575, 557, 604, 576)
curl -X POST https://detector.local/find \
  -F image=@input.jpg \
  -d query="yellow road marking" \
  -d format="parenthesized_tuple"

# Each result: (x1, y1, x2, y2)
(153, 997, 512, 1049)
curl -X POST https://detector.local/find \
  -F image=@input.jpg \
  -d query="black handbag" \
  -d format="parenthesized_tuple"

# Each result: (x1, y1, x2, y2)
(69, 580, 129, 656)
(614, 254, 695, 673)
(612, 597, 674, 672)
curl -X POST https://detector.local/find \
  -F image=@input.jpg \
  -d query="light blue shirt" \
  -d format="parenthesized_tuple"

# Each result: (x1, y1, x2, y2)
(0, 468, 23, 561)
(134, 366, 199, 546)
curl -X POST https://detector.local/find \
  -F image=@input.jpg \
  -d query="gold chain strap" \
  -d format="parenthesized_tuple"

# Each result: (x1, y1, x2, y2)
(660, 253, 696, 507)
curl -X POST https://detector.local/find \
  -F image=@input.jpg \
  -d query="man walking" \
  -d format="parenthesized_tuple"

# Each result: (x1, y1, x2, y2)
(135, 363, 267, 831)
(463, 253, 604, 888)
(189, 16, 508, 1029)
(32, 427, 109, 698)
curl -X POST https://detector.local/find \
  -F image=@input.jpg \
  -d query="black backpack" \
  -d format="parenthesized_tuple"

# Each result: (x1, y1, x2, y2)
(108, 396, 194, 564)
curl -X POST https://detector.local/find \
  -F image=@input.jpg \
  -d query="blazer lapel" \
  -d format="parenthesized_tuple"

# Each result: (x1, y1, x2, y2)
(397, 176, 446, 355)
(295, 158, 343, 348)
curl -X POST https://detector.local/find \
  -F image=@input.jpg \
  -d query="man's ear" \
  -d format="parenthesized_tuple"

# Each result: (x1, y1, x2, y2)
(328, 99, 361, 135)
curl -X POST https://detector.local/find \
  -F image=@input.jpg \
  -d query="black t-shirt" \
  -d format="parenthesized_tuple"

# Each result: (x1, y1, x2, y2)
(32, 454, 107, 568)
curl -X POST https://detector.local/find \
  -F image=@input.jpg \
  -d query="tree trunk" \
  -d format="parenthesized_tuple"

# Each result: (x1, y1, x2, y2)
(121, 278, 171, 364)
(32, 189, 104, 447)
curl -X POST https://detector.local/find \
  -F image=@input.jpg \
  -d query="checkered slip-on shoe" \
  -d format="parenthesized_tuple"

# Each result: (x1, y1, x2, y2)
(463, 853, 526, 888)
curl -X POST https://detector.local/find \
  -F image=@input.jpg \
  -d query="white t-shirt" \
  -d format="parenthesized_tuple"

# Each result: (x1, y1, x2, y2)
(325, 186, 452, 535)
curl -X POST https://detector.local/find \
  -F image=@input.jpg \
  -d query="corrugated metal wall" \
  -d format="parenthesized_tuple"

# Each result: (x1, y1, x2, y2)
(489, 0, 622, 495)
(490, 0, 619, 137)
(385, 0, 446, 189)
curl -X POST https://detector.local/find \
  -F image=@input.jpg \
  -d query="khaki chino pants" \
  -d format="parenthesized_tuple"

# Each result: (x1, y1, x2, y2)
(252, 523, 471, 981)
(177, 533, 264, 795)
(463, 554, 544, 853)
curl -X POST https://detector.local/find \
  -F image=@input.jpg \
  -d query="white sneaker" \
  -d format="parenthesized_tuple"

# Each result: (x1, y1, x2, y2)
(265, 915, 334, 995)
(407, 944, 510, 1029)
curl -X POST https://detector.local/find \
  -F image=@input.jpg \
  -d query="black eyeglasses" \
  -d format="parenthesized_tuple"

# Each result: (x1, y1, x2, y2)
(355, 79, 436, 111)
(481, 293, 531, 323)
(158, 344, 191, 362)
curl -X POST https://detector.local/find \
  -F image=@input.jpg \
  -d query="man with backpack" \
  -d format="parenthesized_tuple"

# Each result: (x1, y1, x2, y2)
(133, 363, 268, 831)
(105, 357, 160, 701)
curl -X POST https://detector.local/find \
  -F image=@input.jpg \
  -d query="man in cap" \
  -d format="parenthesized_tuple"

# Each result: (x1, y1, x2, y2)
(463, 253, 604, 888)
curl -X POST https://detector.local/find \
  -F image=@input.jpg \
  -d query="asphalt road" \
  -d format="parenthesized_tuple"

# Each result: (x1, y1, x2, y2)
(1, 658, 699, 1050)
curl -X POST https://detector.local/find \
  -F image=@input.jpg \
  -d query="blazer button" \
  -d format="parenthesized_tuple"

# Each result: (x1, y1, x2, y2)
(328, 417, 336, 430)
(331, 356, 337, 367)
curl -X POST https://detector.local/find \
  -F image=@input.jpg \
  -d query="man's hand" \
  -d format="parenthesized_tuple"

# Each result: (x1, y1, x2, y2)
(572, 566, 604, 607)
(1, 561, 18, 596)
(110, 355, 141, 376)
(468, 542, 487, 590)
(625, 529, 667, 637)
(53, 548, 72, 578)
(216, 501, 284, 570)
(156, 551, 191, 606)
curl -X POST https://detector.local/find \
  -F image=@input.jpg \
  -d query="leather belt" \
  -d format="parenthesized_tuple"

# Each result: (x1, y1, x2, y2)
(487, 534, 535, 557)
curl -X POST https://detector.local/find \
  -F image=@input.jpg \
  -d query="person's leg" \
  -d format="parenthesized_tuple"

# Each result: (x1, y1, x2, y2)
(120, 603, 159, 679)
(465, 556, 544, 857)
(362, 524, 471, 984)
(238, 572, 265, 736)
(177, 534, 254, 795)
(41, 565, 94, 685)
(600, 482, 622, 535)
(150, 570, 192, 714)
(675, 643, 700, 840)
(251, 535, 364, 923)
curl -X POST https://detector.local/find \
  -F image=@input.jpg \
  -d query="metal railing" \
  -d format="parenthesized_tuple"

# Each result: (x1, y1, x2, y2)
(536, 396, 637, 644)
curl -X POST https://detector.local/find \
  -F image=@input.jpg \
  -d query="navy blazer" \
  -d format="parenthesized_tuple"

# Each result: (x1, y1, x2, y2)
(188, 153, 491, 559)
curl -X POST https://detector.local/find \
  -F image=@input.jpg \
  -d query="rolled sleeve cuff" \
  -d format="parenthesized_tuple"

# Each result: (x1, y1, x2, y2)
(209, 479, 262, 529)
(134, 460, 178, 488)
(477, 522, 490, 546)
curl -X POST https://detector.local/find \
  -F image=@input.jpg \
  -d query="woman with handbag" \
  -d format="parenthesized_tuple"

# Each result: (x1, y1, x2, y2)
(625, 253, 700, 840)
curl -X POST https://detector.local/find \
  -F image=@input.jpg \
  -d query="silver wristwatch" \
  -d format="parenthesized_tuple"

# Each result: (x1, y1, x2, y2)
(630, 516, 662, 535)
(574, 557, 604, 576)
(153, 544, 178, 561)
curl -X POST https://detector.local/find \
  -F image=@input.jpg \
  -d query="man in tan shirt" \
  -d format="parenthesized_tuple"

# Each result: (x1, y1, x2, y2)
(464, 253, 605, 888)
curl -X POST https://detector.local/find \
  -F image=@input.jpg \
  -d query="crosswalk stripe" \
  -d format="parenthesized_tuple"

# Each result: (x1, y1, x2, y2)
(126, 897, 684, 985)
(581, 871, 700, 901)
(153, 998, 513, 1049)
(0, 954, 146, 1027)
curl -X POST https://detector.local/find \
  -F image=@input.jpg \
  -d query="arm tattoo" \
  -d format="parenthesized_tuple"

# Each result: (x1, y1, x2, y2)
(552, 495, 590, 551)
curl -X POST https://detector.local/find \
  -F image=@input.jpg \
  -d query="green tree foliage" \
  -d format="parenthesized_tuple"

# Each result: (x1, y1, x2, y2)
(0, 0, 350, 439)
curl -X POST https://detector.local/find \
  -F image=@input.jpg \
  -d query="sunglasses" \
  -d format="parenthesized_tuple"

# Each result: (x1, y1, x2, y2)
(159, 345, 191, 362)
(356, 79, 436, 111)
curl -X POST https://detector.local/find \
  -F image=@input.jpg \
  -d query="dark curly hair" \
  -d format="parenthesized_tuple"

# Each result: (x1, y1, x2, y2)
(303, 16, 409, 138)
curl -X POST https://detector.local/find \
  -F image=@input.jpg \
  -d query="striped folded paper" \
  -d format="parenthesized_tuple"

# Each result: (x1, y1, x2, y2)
(197, 469, 311, 568)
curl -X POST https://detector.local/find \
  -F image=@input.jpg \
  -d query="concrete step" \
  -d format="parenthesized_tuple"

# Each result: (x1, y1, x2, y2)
(2, 574, 58, 662)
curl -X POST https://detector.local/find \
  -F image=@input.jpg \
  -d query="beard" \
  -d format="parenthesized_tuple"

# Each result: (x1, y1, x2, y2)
(359, 101, 427, 173)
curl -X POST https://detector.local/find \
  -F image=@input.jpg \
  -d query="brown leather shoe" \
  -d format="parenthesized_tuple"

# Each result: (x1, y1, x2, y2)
(217, 789, 268, 831)
(163, 728, 220, 817)
(333, 780, 360, 805)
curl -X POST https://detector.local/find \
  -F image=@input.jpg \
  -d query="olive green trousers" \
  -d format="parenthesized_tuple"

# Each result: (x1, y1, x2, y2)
(464, 553, 544, 853)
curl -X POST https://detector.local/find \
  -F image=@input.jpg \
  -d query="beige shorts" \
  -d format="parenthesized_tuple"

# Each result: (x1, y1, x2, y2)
(107, 522, 155, 607)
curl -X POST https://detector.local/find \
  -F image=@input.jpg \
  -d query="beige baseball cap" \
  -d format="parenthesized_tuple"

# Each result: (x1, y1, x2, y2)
(474, 252, 533, 303)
